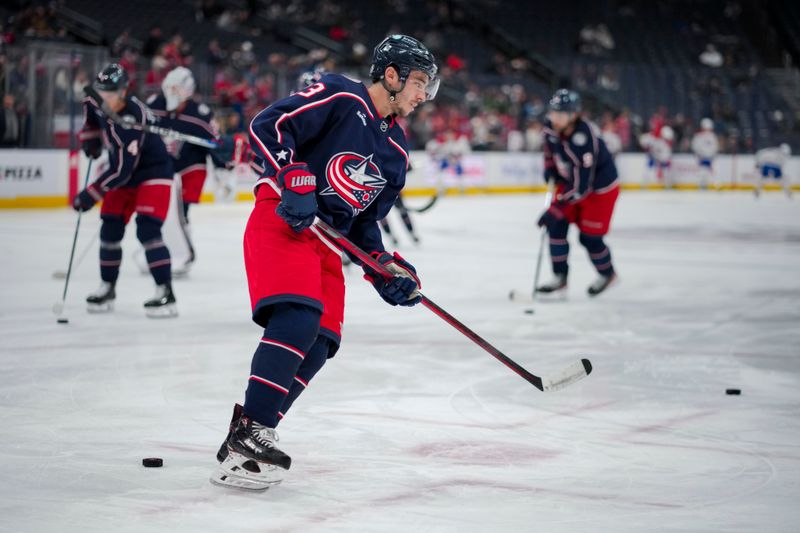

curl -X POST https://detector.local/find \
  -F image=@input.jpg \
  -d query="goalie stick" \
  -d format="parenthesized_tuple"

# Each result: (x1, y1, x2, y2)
(313, 218, 592, 392)
(83, 86, 219, 149)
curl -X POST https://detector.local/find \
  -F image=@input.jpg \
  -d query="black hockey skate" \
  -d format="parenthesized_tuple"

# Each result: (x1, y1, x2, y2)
(536, 274, 567, 295)
(143, 283, 178, 318)
(211, 415, 291, 491)
(587, 272, 618, 297)
(86, 281, 116, 313)
(216, 403, 243, 463)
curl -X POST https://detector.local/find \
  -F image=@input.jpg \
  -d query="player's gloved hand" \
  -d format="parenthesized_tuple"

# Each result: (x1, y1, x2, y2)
(72, 186, 100, 212)
(363, 251, 422, 307)
(275, 162, 317, 233)
(81, 138, 102, 159)
(537, 202, 566, 228)
(544, 168, 559, 184)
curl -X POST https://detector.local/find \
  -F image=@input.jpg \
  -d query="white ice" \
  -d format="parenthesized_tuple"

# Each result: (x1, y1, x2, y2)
(1, 191, 799, 533)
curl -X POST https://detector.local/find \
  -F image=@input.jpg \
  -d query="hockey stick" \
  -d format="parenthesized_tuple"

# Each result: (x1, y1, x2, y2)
(313, 218, 592, 392)
(52, 226, 99, 279)
(83, 86, 219, 149)
(403, 190, 439, 213)
(53, 159, 93, 321)
(509, 188, 553, 303)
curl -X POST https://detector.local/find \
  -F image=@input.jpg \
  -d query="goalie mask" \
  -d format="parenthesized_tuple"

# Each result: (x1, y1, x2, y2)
(370, 34, 439, 101)
(162, 67, 196, 111)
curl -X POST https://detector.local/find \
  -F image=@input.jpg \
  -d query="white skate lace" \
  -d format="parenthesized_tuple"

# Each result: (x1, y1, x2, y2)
(251, 422, 279, 448)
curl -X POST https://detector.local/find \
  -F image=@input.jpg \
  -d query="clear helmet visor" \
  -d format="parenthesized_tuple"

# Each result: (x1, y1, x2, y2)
(425, 76, 440, 101)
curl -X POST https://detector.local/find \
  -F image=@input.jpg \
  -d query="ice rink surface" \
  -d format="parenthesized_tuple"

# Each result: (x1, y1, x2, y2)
(1, 191, 799, 533)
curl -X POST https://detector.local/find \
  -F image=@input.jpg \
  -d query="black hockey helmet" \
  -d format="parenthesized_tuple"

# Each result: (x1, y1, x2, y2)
(94, 63, 129, 92)
(549, 89, 581, 113)
(370, 34, 439, 100)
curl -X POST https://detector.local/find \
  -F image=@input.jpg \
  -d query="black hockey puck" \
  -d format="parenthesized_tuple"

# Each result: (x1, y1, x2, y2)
(725, 388, 741, 395)
(524, 309, 535, 315)
(142, 457, 163, 468)
(57, 318, 69, 324)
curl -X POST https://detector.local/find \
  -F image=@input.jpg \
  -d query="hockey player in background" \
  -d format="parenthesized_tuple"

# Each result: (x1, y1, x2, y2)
(379, 194, 420, 245)
(74, 63, 177, 317)
(146, 67, 220, 275)
(755, 143, 792, 197)
(538, 89, 620, 297)
(639, 125, 674, 188)
(691, 118, 719, 189)
(426, 130, 470, 192)
(211, 35, 438, 490)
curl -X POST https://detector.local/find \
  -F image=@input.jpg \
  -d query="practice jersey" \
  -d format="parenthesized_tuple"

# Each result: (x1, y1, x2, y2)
(756, 147, 789, 168)
(691, 131, 719, 159)
(80, 94, 172, 192)
(249, 73, 410, 253)
(543, 118, 618, 203)
(146, 95, 218, 173)
(640, 132, 673, 163)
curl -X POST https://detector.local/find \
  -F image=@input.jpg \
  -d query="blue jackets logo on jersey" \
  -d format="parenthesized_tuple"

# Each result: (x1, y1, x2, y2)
(322, 152, 386, 213)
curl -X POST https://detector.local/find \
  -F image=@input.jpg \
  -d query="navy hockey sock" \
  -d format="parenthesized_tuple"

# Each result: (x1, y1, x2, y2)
(99, 216, 125, 283)
(244, 303, 321, 428)
(548, 220, 570, 276)
(276, 335, 336, 423)
(579, 232, 614, 276)
(136, 215, 171, 285)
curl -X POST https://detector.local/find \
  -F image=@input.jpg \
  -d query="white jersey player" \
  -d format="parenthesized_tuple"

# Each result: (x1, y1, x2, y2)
(426, 131, 470, 191)
(755, 143, 792, 197)
(639, 126, 673, 188)
(601, 127, 622, 158)
(691, 118, 719, 189)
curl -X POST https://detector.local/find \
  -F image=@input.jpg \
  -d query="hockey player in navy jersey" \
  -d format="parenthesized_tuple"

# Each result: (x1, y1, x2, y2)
(146, 67, 219, 275)
(538, 89, 620, 297)
(211, 34, 438, 491)
(74, 63, 177, 317)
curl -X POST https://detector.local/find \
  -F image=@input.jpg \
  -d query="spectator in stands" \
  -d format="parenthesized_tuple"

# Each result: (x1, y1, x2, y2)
(141, 25, 164, 58)
(0, 94, 23, 147)
(699, 44, 723, 68)
(118, 47, 139, 92)
(205, 38, 227, 66)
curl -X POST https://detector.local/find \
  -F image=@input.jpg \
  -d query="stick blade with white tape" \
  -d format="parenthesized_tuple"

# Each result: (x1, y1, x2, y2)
(541, 358, 593, 392)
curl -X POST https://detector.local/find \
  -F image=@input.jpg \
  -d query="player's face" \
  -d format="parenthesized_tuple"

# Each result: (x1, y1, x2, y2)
(548, 110, 574, 132)
(98, 89, 126, 113)
(395, 71, 429, 117)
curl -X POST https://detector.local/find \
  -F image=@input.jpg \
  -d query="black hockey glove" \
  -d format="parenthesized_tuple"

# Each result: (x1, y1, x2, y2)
(81, 138, 102, 160)
(363, 251, 422, 307)
(275, 162, 318, 233)
(537, 202, 567, 229)
(72, 185, 101, 212)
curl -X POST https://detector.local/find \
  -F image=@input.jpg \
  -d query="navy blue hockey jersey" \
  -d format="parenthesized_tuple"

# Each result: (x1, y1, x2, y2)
(146, 94, 218, 173)
(543, 118, 618, 203)
(249, 73, 410, 253)
(80, 94, 172, 192)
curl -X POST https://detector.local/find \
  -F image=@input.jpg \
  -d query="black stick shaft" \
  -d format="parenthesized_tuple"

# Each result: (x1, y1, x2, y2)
(61, 159, 93, 304)
(313, 219, 546, 390)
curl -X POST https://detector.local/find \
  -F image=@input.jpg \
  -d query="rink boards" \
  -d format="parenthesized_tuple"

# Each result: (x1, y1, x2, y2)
(1, 148, 797, 208)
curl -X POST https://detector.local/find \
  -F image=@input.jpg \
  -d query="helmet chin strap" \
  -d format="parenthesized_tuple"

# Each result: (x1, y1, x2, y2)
(381, 78, 406, 103)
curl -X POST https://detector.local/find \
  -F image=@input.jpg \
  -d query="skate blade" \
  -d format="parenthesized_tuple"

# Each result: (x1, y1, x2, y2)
(588, 277, 619, 298)
(535, 289, 568, 301)
(87, 302, 114, 313)
(218, 451, 284, 486)
(145, 304, 178, 318)
(209, 468, 272, 491)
